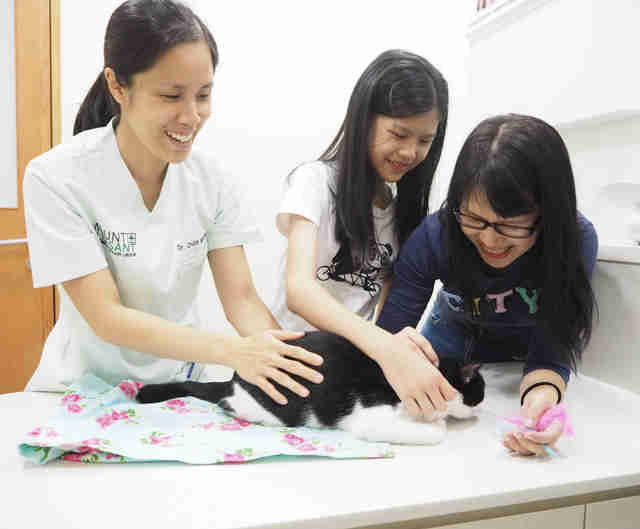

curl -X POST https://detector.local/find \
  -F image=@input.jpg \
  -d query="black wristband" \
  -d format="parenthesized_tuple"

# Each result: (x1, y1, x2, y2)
(520, 381, 562, 407)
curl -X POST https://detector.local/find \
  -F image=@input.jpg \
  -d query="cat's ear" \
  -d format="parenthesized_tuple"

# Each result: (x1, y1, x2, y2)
(461, 363, 483, 383)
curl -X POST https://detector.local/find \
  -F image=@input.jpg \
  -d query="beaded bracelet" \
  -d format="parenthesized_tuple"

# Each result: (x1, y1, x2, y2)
(520, 381, 562, 406)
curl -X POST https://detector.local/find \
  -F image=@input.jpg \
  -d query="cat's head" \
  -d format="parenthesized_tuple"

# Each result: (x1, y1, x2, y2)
(438, 359, 485, 407)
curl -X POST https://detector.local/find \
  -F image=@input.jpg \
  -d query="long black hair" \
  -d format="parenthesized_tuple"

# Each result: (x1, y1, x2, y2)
(442, 114, 596, 371)
(74, 0, 218, 135)
(320, 49, 448, 273)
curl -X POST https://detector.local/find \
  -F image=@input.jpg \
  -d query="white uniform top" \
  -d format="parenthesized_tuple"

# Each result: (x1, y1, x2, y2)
(270, 161, 399, 332)
(23, 121, 260, 391)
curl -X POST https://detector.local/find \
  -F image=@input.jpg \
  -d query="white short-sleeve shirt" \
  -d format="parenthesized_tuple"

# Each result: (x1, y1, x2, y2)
(270, 161, 399, 332)
(23, 121, 260, 391)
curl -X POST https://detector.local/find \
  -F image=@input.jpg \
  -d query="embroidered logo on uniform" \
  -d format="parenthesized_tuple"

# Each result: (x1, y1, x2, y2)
(94, 222, 137, 257)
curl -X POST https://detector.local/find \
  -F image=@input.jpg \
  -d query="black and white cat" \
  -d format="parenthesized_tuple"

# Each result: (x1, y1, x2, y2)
(136, 331, 485, 445)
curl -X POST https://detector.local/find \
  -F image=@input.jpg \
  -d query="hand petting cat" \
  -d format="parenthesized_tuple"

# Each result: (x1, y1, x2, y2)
(374, 328, 458, 421)
(396, 327, 440, 367)
(230, 329, 325, 405)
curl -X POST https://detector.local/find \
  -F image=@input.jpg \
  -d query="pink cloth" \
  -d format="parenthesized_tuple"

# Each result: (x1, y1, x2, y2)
(504, 403, 575, 437)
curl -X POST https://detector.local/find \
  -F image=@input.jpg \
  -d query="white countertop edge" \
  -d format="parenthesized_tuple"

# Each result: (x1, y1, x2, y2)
(251, 475, 640, 529)
(597, 242, 640, 265)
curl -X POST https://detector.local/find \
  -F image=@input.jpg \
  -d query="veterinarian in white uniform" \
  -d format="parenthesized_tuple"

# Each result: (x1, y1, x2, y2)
(25, 122, 256, 389)
(22, 0, 323, 404)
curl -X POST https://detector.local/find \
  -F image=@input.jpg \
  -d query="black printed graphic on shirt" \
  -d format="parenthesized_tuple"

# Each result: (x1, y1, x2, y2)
(316, 242, 393, 296)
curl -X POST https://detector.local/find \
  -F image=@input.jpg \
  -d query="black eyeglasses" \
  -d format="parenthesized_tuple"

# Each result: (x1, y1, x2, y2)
(454, 210, 540, 239)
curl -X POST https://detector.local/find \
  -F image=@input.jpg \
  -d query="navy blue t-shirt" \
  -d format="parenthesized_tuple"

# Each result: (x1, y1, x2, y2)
(377, 210, 598, 382)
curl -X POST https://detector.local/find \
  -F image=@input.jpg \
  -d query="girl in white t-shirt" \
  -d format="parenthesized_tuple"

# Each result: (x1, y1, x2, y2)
(272, 50, 458, 420)
(23, 0, 323, 405)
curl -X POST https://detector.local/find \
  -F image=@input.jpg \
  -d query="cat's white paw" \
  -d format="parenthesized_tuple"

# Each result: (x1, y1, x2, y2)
(446, 394, 475, 419)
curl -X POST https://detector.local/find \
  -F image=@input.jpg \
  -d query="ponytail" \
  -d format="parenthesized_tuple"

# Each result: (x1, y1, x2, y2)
(73, 71, 118, 135)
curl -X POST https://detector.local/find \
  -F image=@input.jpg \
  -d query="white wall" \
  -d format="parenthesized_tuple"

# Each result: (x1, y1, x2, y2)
(559, 116, 640, 245)
(467, 0, 640, 126)
(465, 0, 640, 250)
(1, 0, 17, 209)
(60, 0, 475, 332)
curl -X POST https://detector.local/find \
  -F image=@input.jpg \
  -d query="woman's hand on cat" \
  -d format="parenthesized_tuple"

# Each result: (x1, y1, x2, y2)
(376, 334, 458, 421)
(231, 330, 325, 405)
(395, 327, 439, 366)
(503, 385, 563, 456)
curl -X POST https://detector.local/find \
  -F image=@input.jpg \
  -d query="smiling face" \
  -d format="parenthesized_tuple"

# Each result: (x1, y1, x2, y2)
(106, 40, 214, 180)
(459, 192, 540, 269)
(368, 108, 440, 185)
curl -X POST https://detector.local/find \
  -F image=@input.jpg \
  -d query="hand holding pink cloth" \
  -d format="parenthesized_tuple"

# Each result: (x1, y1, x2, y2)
(503, 402, 574, 437)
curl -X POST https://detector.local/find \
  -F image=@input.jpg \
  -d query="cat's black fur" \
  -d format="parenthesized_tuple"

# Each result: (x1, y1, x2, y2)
(136, 331, 485, 429)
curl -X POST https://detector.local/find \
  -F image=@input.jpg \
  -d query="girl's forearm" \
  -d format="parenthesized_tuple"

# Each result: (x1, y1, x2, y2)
(286, 277, 391, 361)
(99, 303, 243, 367)
(222, 291, 281, 337)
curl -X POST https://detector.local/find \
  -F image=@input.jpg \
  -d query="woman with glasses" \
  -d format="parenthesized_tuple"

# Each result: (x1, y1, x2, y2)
(377, 114, 598, 456)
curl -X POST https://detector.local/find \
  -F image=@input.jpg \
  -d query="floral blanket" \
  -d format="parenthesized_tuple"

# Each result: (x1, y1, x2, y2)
(18, 374, 394, 464)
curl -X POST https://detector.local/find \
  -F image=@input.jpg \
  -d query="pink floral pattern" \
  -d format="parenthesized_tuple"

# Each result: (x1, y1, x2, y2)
(222, 448, 253, 463)
(283, 434, 304, 446)
(117, 381, 142, 399)
(63, 452, 89, 462)
(219, 417, 252, 431)
(80, 438, 106, 447)
(27, 427, 59, 438)
(62, 447, 124, 463)
(61, 392, 87, 414)
(193, 422, 216, 430)
(282, 433, 321, 452)
(162, 399, 190, 414)
(161, 398, 209, 415)
(63, 447, 98, 463)
(223, 453, 245, 463)
(96, 409, 138, 428)
(20, 376, 394, 465)
(141, 431, 174, 446)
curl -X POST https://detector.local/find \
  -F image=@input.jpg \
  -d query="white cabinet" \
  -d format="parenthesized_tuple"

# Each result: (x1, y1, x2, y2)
(432, 505, 584, 529)
(424, 497, 640, 529)
(585, 496, 640, 529)
(581, 261, 640, 395)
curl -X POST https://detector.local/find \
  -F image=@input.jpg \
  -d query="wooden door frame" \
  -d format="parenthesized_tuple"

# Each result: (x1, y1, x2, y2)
(50, 0, 62, 320)
(0, 0, 60, 392)
(12, 0, 61, 336)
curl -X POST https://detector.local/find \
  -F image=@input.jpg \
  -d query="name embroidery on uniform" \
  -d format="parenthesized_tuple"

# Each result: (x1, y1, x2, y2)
(176, 232, 207, 251)
(95, 222, 137, 257)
